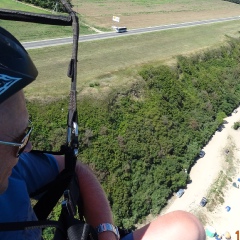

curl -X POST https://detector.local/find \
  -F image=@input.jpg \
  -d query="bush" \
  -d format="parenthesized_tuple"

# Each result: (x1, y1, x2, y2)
(233, 122, 240, 130)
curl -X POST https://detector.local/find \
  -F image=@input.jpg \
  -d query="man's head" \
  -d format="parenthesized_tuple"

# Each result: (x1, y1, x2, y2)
(0, 90, 32, 193)
(0, 27, 38, 193)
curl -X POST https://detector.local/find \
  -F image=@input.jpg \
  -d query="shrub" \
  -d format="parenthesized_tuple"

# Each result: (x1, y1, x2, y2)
(233, 122, 240, 130)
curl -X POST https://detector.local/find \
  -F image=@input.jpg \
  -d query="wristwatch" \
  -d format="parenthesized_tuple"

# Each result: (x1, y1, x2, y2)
(96, 223, 120, 240)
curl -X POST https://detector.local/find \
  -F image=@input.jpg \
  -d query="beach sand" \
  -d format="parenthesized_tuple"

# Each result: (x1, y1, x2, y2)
(164, 106, 240, 239)
(137, 106, 240, 239)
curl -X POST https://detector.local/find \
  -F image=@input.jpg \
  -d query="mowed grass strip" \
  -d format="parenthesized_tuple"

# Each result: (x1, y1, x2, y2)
(25, 20, 240, 101)
(0, 0, 49, 12)
(0, 0, 95, 41)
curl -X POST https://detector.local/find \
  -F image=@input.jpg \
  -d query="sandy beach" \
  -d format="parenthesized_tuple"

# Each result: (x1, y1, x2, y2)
(161, 106, 240, 239)
(137, 106, 240, 239)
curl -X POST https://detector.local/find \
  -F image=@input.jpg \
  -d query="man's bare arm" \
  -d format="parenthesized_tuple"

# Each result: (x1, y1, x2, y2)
(54, 155, 118, 240)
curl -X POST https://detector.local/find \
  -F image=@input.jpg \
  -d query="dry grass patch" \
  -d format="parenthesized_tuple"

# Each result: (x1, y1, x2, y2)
(206, 137, 238, 212)
(73, 0, 240, 29)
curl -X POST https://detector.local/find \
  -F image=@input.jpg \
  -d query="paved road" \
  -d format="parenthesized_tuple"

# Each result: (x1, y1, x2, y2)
(22, 16, 240, 49)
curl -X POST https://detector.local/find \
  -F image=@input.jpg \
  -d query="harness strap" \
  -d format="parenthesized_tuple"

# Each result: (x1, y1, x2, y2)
(33, 149, 76, 221)
(67, 223, 90, 240)
(0, 220, 64, 232)
(0, 219, 93, 240)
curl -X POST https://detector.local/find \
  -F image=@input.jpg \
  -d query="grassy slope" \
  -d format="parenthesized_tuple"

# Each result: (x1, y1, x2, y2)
(0, 0, 48, 11)
(25, 20, 240, 101)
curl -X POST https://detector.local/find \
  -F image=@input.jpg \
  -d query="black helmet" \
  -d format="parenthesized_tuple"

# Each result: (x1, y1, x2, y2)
(0, 26, 38, 104)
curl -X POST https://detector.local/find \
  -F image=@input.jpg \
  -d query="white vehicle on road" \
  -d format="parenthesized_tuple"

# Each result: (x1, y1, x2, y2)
(115, 27, 127, 33)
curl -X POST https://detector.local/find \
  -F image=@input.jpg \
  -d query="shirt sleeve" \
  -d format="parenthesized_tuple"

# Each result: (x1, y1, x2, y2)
(14, 152, 60, 195)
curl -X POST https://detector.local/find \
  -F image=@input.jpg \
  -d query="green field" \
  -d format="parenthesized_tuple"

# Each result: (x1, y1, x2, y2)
(0, 0, 95, 41)
(25, 19, 240, 101)
(0, 0, 49, 12)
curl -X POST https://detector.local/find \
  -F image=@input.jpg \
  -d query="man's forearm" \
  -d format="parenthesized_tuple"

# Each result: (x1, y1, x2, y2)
(75, 162, 118, 240)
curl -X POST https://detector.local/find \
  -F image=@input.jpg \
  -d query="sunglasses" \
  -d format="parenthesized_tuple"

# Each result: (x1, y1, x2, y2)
(0, 120, 33, 157)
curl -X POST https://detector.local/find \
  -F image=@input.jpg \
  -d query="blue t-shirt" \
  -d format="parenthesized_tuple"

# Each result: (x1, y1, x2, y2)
(0, 152, 59, 240)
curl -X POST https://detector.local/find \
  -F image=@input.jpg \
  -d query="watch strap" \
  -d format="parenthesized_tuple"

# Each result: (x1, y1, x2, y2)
(96, 223, 120, 239)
